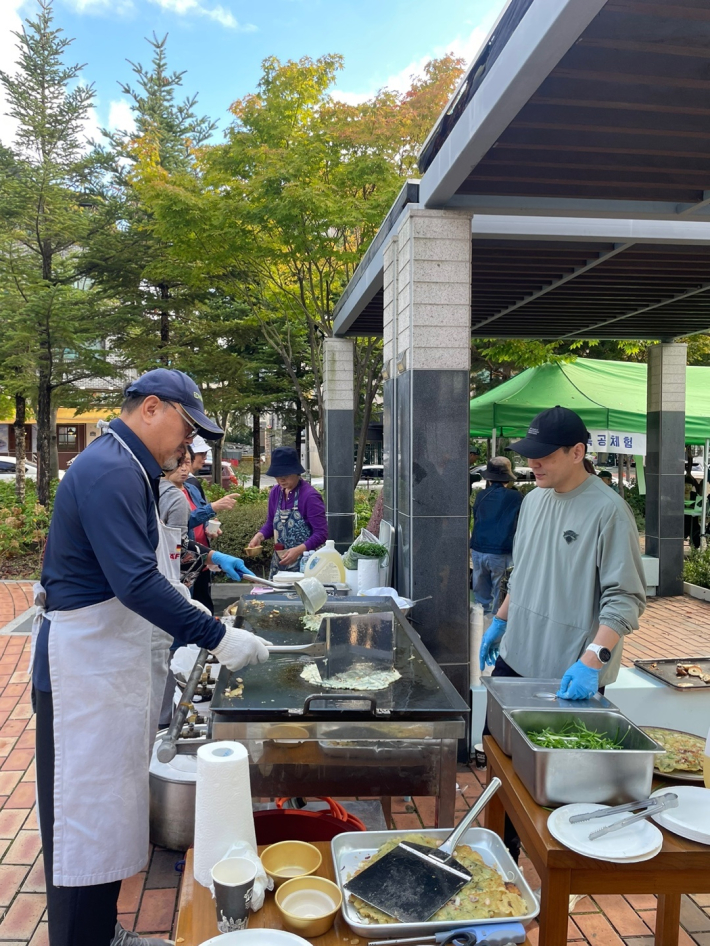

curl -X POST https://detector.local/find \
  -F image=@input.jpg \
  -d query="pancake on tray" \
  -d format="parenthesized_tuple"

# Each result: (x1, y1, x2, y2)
(348, 833, 527, 924)
(642, 727, 704, 776)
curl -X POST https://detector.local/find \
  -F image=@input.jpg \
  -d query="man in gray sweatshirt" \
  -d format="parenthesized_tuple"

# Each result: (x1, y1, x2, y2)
(479, 406, 646, 863)
(480, 406, 646, 700)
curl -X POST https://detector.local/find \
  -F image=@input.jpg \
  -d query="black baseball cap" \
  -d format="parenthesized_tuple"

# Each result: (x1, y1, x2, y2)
(124, 369, 224, 440)
(509, 406, 589, 460)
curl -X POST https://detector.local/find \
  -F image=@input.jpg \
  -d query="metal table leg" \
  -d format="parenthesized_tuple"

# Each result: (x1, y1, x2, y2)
(435, 738, 458, 827)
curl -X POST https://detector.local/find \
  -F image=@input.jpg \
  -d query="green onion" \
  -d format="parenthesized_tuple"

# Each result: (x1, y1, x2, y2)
(526, 719, 624, 751)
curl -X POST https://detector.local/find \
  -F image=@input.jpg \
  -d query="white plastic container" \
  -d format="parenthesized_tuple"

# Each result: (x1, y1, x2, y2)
(303, 540, 346, 584)
(344, 567, 359, 594)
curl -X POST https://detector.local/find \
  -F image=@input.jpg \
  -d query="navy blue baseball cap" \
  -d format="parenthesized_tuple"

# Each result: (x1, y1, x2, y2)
(124, 369, 224, 440)
(509, 406, 589, 459)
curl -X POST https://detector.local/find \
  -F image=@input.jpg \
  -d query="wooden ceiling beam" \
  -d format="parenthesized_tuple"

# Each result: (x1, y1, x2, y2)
(574, 38, 710, 59)
(552, 67, 710, 91)
(605, 3, 710, 24)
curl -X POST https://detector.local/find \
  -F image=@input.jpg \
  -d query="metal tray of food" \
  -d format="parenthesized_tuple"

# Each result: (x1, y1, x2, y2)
(641, 726, 706, 783)
(634, 657, 710, 690)
(506, 709, 664, 807)
(482, 677, 618, 756)
(331, 826, 539, 938)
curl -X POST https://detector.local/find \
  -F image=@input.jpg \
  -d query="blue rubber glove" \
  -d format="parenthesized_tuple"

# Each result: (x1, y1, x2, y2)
(557, 660, 600, 700)
(210, 551, 255, 582)
(479, 616, 507, 672)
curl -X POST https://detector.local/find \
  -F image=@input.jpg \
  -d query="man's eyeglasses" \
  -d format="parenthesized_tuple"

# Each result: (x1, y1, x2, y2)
(164, 401, 198, 439)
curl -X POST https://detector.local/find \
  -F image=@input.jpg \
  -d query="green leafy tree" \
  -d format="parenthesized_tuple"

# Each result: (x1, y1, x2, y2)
(83, 33, 218, 372)
(0, 0, 117, 504)
(135, 52, 466, 479)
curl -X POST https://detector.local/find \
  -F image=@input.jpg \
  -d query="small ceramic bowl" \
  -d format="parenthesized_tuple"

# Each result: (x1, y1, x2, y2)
(267, 724, 309, 747)
(274, 875, 342, 937)
(261, 840, 322, 889)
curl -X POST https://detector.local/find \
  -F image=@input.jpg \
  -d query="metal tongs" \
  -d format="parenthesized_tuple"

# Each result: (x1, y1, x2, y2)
(569, 793, 678, 840)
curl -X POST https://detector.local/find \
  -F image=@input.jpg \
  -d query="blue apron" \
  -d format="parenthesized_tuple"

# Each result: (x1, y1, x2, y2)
(269, 485, 313, 579)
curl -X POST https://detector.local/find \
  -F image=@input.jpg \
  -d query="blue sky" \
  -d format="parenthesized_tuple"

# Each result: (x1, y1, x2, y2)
(1, 0, 506, 143)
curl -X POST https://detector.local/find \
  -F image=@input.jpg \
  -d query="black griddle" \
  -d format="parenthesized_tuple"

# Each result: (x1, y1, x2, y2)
(211, 596, 469, 721)
(634, 656, 710, 690)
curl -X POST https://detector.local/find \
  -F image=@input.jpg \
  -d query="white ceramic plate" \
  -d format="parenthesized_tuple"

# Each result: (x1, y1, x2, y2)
(198, 931, 311, 946)
(650, 786, 710, 845)
(548, 804, 664, 861)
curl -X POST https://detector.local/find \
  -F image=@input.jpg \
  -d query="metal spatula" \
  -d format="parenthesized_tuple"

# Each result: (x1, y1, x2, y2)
(344, 778, 501, 923)
(238, 613, 395, 680)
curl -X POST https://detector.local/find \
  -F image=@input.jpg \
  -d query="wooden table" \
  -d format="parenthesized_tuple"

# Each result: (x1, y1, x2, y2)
(484, 735, 710, 946)
(175, 841, 534, 945)
(176, 843, 359, 945)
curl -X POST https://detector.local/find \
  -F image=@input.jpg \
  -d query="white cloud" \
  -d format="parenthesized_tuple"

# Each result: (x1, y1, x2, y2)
(107, 98, 135, 133)
(65, 0, 254, 29)
(332, 13, 501, 104)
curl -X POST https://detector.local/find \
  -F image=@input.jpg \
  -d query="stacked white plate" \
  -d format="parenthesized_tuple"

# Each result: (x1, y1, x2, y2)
(271, 571, 303, 588)
(548, 804, 664, 863)
(650, 786, 710, 844)
(199, 933, 310, 945)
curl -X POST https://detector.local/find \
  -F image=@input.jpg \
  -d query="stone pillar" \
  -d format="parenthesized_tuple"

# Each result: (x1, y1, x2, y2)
(645, 342, 687, 596)
(323, 337, 355, 551)
(382, 207, 473, 701)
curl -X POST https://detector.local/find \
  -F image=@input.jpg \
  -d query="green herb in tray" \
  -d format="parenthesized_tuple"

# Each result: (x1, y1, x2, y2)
(526, 719, 624, 750)
(351, 541, 388, 559)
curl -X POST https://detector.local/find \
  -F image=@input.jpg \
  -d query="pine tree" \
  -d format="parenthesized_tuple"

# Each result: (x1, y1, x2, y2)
(0, 0, 117, 504)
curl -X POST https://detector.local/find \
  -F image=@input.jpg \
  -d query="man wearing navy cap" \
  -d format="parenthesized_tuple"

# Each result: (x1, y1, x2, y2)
(32, 369, 270, 946)
(480, 405, 646, 698)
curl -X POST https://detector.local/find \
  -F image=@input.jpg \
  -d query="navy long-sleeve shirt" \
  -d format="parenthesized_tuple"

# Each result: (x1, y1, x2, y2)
(470, 482, 523, 556)
(34, 418, 225, 691)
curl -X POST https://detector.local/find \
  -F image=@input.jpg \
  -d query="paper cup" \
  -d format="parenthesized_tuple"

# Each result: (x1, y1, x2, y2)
(211, 856, 257, 932)
(206, 519, 221, 537)
(474, 742, 487, 769)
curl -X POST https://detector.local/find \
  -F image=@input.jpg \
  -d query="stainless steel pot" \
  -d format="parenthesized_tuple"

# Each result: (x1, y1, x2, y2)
(149, 768, 195, 851)
(149, 728, 204, 850)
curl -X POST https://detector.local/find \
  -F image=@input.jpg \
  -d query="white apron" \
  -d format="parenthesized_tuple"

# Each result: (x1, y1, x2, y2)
(30, 428, 189, 887)
(149, 511, 188, 749)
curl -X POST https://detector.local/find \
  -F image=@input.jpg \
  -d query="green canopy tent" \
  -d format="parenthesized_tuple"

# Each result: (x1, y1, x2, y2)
(470, 358, 710, 445)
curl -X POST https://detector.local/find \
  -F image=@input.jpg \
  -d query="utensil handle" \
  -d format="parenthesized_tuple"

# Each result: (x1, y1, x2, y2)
(240, 574, 283, 590)
(438, 777, 502, 857)
(266, 643, 319, 654)
(302, 693, 376, 713)
(157, 647, 209, 763)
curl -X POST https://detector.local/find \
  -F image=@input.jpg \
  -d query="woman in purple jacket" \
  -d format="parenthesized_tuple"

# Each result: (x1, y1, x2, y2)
(247, 446, 328, 578)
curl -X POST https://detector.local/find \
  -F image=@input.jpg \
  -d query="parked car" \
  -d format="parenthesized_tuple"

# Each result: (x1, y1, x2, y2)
(690, 458, 707, 483)
(0, 457, 38, 482)
(196, 459, 238, 490)
(358, 464, 383, 485)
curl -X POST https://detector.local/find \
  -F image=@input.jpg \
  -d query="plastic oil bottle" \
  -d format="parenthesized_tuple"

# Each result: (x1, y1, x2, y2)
(303, 539, 346, 584)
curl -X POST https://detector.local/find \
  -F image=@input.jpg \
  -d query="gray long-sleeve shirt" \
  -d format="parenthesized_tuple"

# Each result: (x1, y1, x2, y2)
(501, 474, 646, 686)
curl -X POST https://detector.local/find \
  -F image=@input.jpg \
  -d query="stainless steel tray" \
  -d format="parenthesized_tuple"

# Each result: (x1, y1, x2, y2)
(506, 709, 664, 807)
(331, 826, 539, 938)
(634, 657, 710, 690)
(483, 677, 617, 756)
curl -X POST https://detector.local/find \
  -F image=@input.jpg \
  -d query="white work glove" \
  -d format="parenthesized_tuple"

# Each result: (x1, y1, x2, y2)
(212, 627, 270, 671)
(189, 598, 213, 616)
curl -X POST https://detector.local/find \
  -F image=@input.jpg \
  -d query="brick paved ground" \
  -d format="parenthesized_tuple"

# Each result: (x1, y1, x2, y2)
(0, 587, 706, 943)
(0, 585, 33, 630)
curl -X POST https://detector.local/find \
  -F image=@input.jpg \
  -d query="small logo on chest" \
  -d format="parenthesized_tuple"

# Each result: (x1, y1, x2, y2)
(563, 530, 579, 544)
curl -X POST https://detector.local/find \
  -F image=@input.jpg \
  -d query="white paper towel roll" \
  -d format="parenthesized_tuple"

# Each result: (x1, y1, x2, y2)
(357, 557, 380, 594)
(193, 741, 257, 888)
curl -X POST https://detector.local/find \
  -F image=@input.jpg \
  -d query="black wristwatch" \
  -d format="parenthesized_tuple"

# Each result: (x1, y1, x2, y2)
(586, 643, 611, 664)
